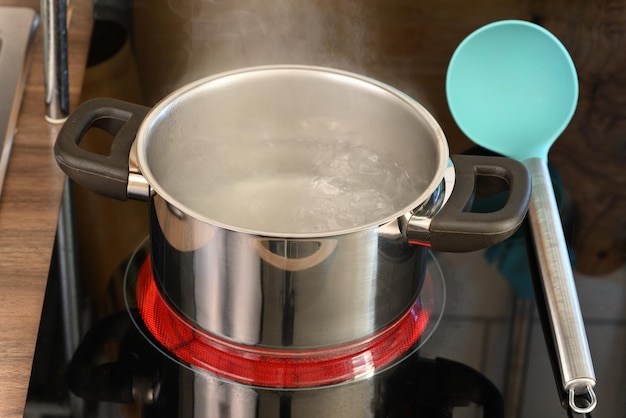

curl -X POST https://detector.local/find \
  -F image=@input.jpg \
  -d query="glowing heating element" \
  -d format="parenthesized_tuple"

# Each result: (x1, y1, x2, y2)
(136, 256, 430, 388)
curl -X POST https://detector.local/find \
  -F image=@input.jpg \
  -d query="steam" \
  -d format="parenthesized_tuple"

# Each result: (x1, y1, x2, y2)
(165, 0, 373, 87)
(132, 0, 432, 112)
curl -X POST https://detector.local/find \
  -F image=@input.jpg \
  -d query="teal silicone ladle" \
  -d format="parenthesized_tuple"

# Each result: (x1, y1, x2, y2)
(446, 20, 596, 414)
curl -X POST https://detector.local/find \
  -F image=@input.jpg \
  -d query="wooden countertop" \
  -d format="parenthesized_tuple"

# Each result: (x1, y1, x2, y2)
(0, 1, 92, 416)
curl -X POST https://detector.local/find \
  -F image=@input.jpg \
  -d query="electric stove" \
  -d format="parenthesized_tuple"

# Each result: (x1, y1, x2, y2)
(23, 215, 625, 418)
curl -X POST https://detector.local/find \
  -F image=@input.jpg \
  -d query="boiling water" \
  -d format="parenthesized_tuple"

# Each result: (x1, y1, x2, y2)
(159, 139, 425, 234)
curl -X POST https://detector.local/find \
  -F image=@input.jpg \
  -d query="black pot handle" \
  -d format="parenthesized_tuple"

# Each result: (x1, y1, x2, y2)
(427, 155, 531, 252)
(54, 98, 151, 200)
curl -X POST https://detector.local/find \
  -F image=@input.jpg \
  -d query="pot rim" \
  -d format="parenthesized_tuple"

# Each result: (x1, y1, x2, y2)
(135, 65, 450, 238)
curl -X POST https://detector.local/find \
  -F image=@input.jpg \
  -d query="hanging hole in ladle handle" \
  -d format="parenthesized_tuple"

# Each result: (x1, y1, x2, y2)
(568, 385, 597, 415)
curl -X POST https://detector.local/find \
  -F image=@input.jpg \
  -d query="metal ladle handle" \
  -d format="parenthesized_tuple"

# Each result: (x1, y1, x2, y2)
(524, 157, 596, 414)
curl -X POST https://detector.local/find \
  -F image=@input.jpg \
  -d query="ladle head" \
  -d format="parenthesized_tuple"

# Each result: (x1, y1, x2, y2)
(446, 20, 578, 162)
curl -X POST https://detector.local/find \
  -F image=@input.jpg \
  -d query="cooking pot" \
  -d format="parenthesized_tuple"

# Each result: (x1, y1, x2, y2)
(55, 65, 530, 351)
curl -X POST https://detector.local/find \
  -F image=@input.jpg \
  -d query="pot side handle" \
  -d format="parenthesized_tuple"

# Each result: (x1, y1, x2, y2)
(426, 155, 531, 252)
(54, 98, 151, 200)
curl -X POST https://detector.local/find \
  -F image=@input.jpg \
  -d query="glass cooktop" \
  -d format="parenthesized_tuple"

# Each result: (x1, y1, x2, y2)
(24, 213, 625, 418)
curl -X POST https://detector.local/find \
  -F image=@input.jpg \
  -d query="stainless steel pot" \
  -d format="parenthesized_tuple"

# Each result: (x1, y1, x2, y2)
(55, 65, 530, 351)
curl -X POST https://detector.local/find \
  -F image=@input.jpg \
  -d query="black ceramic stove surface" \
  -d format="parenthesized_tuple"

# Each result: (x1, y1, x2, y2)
(24, 223, 625, 418)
